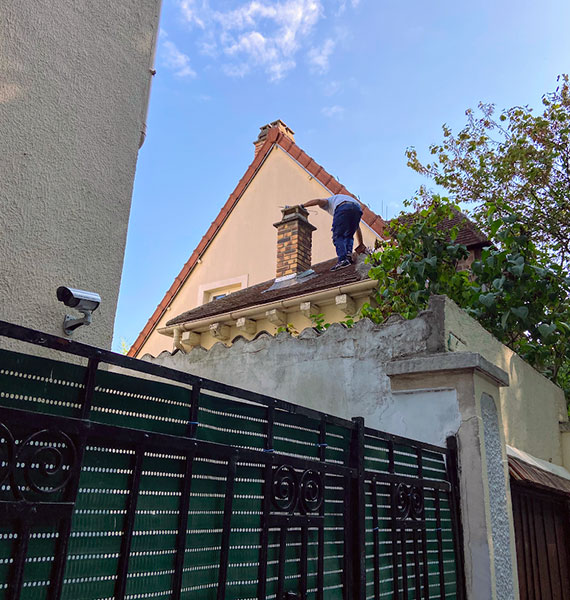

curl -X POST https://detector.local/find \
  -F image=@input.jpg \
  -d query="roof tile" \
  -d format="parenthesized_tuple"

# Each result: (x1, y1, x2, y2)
(166, 257, 367, 327)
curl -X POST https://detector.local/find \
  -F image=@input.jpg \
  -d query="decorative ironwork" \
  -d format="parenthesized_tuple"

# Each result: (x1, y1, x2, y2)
(0, 423, 77, 500)
(271, 465, 323, 514)
(272, 465, 299, 512)
(299, 469, 323, 514)
(0, 320, 465, 600)
(393, 483, 424, 521)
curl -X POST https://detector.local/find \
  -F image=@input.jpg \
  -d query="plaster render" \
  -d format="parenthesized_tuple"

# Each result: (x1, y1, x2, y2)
(438, 296, 567, 466)
(146, 314, 437, 436)
(562, 428, 570, 470)
(137, 145, 381, 357)
(144, 303, 521, 598)
(385, 388, 460, 446)
(0, 0, 161, 349)
(480, 393, 516, 600)
(390, 369, 519, 600)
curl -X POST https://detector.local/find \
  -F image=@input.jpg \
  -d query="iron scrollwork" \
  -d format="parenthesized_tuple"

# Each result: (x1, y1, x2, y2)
(0, 423, 77, 501)
(393, 483, 424, 521)
(271, 465, 323, 514)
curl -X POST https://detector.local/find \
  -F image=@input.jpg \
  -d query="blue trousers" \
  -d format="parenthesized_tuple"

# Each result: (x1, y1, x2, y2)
(332, 202, 363, 262)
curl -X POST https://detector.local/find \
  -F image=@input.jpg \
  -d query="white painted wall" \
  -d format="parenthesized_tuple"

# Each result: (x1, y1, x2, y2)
(146, 314, 457, 446)
(0, 0, 161, 348)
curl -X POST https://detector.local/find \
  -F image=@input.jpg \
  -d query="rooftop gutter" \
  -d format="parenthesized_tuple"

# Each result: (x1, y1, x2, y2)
(158, 278, 377, 337)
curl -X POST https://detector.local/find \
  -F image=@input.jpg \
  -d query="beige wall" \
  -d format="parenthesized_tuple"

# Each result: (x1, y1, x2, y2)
(0, 0, 161, 349)
(562, 427, 570, 469)
(138, 144, 380, 357)
(442, 297, 567, 467)
(174, 292, 375, 351)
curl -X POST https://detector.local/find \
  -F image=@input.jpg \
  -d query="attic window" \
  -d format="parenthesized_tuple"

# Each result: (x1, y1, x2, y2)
(197, 275, 249, 306)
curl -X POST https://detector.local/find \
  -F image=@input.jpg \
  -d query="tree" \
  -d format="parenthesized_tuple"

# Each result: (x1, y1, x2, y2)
(363, 198, 570, 404)
(406, 75, 570, 270)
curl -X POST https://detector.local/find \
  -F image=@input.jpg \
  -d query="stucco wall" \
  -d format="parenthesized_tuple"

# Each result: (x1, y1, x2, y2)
(437, 296, 567, 466)
(0, 0, 161, 348)
(144, 304, 520, 598)
(146, 312, 462, 443)
(138, 145, 381, 357)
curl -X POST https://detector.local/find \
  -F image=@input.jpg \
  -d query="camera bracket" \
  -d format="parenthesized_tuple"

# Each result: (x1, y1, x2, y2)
(63, 310, 92, 336)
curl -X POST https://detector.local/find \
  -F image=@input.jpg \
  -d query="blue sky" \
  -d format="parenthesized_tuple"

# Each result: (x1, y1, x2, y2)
(113, 0, 570, 351)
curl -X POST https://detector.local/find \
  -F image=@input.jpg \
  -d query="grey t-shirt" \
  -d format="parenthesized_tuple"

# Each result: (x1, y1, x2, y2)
(325, 194, 361, 216)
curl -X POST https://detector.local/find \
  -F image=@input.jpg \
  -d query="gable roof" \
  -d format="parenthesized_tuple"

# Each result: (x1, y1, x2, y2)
(165, 256, 368, 328)
(128, 124, 385, 357)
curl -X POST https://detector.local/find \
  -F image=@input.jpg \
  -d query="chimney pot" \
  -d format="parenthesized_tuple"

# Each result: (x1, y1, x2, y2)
(273, 205, 316, 279)
(253, 120, 295, 156)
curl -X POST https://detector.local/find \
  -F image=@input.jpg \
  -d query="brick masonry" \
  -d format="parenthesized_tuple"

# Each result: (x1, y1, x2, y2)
(273, 206, 317, 278)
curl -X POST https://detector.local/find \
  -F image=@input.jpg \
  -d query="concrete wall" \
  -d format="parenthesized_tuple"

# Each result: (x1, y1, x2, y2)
(0, 0, 161, 348)
(137, 145, 381, 357)
(147, 315, 451, 436)
(145, 300, 521, 598)
(562, 425, 570, 469)
(435, 296, 568, 466)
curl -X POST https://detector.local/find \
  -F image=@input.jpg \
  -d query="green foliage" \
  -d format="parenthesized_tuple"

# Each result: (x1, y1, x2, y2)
(365, 198, 570, 404)
(310, 313, 355, 332)
(276, 323, 298, 335)
(119, 338, 131, 355)
(406, 75, 570, 270)
(310, 313, 332, 331)
(362, 197, 471, 322)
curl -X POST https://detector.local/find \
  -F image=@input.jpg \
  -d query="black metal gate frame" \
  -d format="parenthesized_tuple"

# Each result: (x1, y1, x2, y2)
(0, 320, 466, 600)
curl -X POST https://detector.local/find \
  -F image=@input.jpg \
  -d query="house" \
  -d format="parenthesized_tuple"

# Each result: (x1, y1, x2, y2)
(0, 0, 161, 349)
(130, 120, 487, 357)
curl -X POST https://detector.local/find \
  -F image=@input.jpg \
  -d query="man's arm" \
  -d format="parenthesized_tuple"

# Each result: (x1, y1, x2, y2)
(355, 226, 363, 246)
(302, 198, 328, 209)
(354, 226, 367, 254)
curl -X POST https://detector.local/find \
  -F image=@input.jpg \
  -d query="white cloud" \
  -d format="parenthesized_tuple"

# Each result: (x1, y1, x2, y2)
(308, 39, 335, 73)
(161, 40, 196, 78)
(176, 0, 357, 81)
(337, 0, 360, 14)
(323, 80, 342, 96)
(322, 105, 344, 118)
(179, 0, 205, 28)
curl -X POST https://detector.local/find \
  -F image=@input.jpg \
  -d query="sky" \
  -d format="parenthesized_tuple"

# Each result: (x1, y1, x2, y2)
(113, 0, 570, 351)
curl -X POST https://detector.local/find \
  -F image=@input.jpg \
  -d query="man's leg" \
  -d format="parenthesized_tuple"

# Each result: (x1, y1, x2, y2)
(332, 209, 349, 262)
(331, 204, 362, 268)
(343, 205, 363, 257)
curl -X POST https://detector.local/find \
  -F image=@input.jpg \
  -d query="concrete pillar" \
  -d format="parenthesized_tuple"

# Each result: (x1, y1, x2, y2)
(386, 352, 520, 600)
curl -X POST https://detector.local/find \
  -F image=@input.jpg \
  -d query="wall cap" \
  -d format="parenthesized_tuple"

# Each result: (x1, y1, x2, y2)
(385, 351, 509, 387)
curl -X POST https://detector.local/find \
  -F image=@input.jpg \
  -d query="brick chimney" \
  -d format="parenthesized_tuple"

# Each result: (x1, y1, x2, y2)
(254, 120, 295, 157)
(273, 205, 316, 279)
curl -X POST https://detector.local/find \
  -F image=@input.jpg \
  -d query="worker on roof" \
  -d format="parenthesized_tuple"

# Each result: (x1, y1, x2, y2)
(302, 194, 366, 271)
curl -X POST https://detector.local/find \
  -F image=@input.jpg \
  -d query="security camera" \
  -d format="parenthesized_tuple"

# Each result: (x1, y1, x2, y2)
(56, 287, 101, 336)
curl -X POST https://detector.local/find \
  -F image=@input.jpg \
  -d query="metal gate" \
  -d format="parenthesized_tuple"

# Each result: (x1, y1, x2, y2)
(0, 320, 465, 599)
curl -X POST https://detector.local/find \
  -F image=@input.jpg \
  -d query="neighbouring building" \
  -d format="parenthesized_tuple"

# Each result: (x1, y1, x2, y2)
(0, 0, 162, 348)
(130, 120, 487, 357)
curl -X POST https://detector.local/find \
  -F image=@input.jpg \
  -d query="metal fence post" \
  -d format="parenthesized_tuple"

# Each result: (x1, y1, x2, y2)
(350, 417, 366, 600)
(446, 435, 467, 600)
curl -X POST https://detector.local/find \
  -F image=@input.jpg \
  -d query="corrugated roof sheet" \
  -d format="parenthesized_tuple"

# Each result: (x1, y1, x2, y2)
(509, 455, 570, 495)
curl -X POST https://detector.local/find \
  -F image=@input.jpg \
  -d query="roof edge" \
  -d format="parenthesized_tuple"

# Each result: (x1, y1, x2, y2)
(128, 125, 378, 357)
(159, 278, 377, 334)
